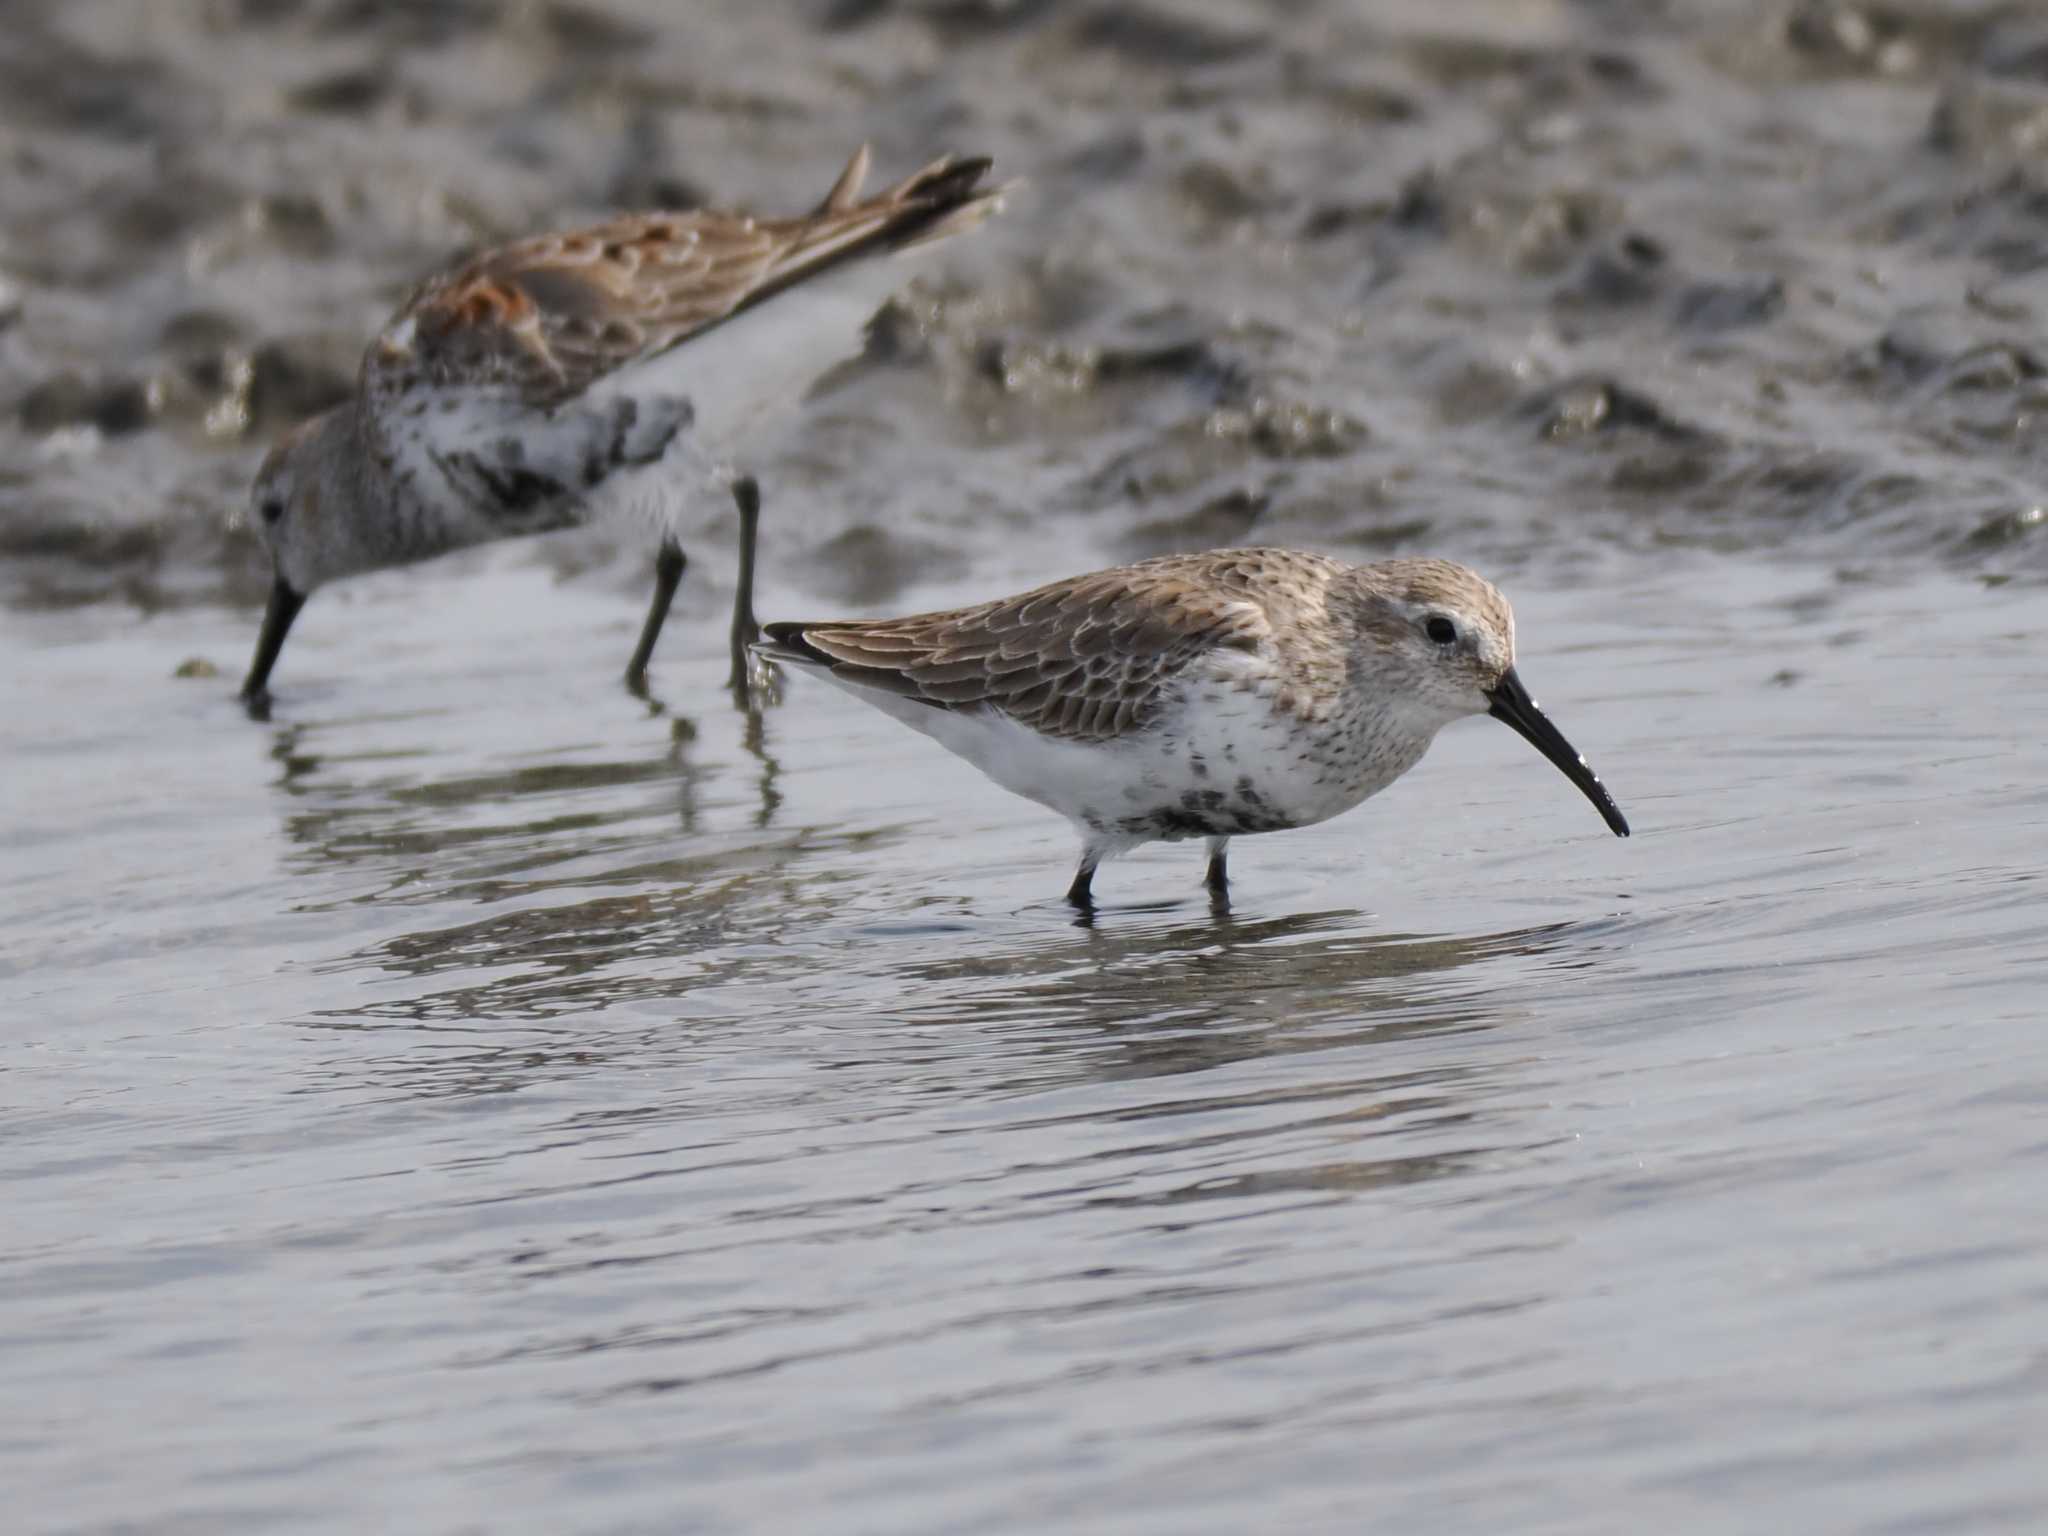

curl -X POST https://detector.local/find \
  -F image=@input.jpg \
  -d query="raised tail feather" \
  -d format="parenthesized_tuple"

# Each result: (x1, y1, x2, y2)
(740, 150, 1005, 314)
(870, 154, 1006, 254)
(807, 145, 1004, 245)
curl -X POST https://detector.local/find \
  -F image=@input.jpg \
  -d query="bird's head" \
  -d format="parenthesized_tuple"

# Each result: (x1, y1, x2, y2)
(1339, 559, 1630, 837)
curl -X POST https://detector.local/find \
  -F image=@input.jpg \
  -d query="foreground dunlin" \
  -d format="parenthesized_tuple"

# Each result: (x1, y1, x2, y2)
(239, 146, 1003, 713)
(759, 548, 1629, 907)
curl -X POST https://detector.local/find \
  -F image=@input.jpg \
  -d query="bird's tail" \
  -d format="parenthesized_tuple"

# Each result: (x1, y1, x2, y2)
(739, 148, 1007, 309)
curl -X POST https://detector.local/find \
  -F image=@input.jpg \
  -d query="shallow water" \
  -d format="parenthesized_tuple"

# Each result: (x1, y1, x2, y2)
(6, 1, 2048, 1532)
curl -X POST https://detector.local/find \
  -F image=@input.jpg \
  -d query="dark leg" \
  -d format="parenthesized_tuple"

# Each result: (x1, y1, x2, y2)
(240, 578, 306, 719)
(1066, 853, 1098, 910)
(625, 537, 687, 691)
(1204, 837, 1232, 913)
(1203, 836, 1230, 895)
(727, 475, 761, 693)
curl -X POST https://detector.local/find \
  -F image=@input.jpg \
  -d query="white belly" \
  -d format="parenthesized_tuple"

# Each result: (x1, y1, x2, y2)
(826, 662, 1433, 855)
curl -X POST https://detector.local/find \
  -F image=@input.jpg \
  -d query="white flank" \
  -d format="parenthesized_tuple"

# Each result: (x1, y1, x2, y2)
(600, 252, 932, 455)
(788, 645, 1436, 860)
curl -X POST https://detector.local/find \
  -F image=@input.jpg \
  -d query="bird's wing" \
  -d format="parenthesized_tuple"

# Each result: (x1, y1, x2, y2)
(759, 551, 1317, 743)
(359, 147, 1001, 416)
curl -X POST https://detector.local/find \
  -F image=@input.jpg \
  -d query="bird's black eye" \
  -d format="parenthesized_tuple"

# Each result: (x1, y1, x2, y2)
(1425, 615, 1457, 645)
(259, 497, 286, 526)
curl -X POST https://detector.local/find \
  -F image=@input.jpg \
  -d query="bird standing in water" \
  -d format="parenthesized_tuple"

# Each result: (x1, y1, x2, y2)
(240, 146, 1004, 714)
(759, 548, 1630, 908)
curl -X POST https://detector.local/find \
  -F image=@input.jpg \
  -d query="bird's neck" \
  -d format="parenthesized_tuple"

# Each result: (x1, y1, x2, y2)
(323, 404, 458, 577)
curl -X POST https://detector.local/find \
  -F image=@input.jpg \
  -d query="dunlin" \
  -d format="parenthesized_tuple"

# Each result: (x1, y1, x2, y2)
(758, 548, 1629, 907)
(238, 146, 1003, 713)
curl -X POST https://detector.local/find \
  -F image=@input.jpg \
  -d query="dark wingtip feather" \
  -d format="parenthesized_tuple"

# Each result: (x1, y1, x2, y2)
(754, 622, 952, 709)
(900, 155, 996, 202)
(754, 622, 830, 668)
(881, 154, 1007, 254)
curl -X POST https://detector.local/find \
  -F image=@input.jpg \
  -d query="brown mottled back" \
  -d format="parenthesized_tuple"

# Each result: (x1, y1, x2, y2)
(361, 148, 1001, 412)
(761, 548, 1353, 742)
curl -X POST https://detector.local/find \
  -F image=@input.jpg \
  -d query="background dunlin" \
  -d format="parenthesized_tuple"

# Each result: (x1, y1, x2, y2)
(239, 147, 1002, 711)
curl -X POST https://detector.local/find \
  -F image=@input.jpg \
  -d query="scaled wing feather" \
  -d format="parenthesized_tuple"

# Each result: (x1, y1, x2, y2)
(765, 552, 1326, 743)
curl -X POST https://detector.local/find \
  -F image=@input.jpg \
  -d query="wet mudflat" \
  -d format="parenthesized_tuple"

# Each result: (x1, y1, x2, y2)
(5, 1, 2048, 1532)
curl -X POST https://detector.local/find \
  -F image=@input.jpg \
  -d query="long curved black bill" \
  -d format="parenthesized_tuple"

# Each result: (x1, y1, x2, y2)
(240, 578, 306, 715)
(1487, 666, 1630, 837)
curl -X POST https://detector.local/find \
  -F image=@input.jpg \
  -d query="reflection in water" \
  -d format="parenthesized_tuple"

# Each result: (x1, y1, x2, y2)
(737, 699, 784, 831)
(308, 849, 1590, 1121)
(883, 914, 1577, 1213)
(267, 720, 320, 790)
(258, 690, 798, 909)
(634, 673, 786, 831)
(889, 907, 1578, 1079)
